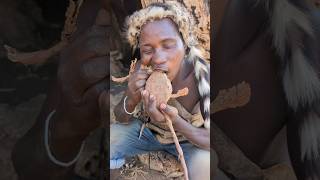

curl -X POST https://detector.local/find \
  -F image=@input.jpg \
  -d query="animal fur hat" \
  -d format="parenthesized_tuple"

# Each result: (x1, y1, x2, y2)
(124, 1, 198, 51)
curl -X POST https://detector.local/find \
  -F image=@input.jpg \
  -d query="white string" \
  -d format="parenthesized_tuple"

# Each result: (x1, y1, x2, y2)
(44, 110, 85, 167)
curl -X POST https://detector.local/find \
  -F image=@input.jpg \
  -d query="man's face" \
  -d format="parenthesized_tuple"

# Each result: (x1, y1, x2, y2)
(139, 18, 185, 81)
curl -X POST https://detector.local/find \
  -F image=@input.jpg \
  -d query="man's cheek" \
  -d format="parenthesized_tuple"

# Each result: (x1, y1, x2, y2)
(140, 56, 150, 66)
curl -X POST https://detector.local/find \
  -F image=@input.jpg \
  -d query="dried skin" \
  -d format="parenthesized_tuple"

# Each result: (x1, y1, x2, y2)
(61, 0, 84, 41)
(212, 81, 251, 114)
(4, 41, 67, 65)
(111, 59, 137, 83)
(144, 71, 189, 104)
(145, 71, 172, 107)
(171, 88, 189, 99)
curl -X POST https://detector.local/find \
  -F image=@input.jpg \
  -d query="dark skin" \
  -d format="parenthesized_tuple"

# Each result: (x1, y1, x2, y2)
(114, 18, 210, 150)
(11, 0, 109, 179)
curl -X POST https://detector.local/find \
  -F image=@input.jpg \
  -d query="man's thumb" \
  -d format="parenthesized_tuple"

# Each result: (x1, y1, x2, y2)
(160, 103, 175, 115)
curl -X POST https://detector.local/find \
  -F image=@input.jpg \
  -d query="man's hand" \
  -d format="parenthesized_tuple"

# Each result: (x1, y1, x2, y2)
(141, 90, 178, 123)
(54, 8, 109, 138)
(126, 67, 150, 109)
(159, 103, 179, 123)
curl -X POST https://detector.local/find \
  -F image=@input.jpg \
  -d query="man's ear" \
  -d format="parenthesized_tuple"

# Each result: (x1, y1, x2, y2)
(132, 46, 141, 60)
(132, 38, 141, 58)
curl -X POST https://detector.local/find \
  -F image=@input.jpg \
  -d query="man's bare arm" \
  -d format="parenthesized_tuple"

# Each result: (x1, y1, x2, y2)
(173, 116, 210, 150)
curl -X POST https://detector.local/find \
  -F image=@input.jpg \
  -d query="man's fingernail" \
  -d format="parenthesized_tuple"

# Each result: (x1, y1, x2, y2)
(160, 103, 166, 109)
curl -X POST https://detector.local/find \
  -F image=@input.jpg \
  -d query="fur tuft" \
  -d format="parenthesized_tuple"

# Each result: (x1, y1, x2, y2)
(271, 0, 314, 58)
(283, 49, 320, 110)
(300, 111, 320, 160)
(267, 0, 320, 178)
(189, 46, 210, 129)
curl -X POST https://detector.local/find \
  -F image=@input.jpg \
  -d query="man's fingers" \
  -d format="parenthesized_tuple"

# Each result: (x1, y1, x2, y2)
(142, 90, 149, 109)
(81, 56, 108, 85)
(136, 87, 144, 95)
(128, 79, 145, 94)
(132, 70, 150, 80)
(148, 94, 165, 122)
(134, 79, 146, 89)
(148, 94, 157, 112)
(160, 103, 178, 117)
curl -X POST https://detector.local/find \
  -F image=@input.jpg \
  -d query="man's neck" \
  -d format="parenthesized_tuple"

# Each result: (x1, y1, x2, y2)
(172, 59, 193, 90)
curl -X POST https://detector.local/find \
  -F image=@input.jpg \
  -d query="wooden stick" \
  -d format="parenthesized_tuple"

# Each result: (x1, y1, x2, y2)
(164, 114, 189, 180)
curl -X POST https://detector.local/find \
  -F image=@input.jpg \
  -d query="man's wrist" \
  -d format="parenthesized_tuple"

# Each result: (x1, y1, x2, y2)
(125, 95, 138, 113)
(172, 115, 183, 128)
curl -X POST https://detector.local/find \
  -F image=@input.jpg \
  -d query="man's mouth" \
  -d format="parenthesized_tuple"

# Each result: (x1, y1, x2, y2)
(153, 67, 168, 74)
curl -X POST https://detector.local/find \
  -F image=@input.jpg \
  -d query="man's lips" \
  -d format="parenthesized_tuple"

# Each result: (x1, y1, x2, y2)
(153, 67, 168, 74)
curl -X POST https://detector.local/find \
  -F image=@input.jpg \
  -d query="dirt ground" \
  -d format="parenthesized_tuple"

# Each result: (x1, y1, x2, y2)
(110, 157, 182, 180)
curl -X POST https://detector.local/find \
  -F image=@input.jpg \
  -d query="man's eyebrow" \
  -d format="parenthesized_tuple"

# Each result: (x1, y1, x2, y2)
(161, 38, 176, 43)
(140, 38, 177, 47)
(140, 43, 152, 47)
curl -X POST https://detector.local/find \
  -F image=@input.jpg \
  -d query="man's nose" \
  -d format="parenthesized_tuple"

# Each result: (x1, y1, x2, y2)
(151, 50, 167, 65)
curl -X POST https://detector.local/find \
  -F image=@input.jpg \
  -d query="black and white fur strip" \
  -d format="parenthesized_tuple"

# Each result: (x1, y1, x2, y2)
(264, 0, 320, 178)
(188, 46, 210, 129)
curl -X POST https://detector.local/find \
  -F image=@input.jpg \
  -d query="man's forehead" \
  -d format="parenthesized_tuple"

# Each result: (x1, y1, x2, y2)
(140, 18, 180, 38)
